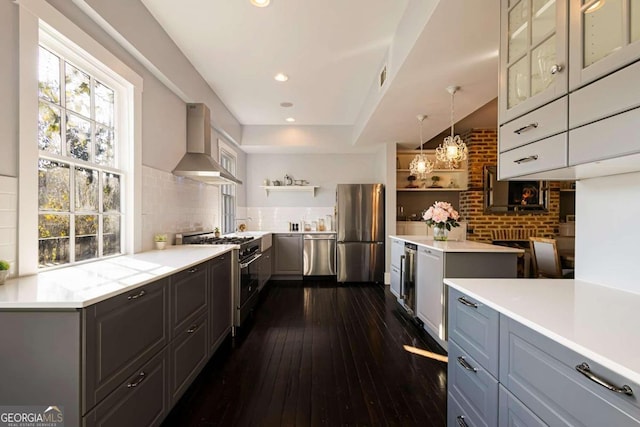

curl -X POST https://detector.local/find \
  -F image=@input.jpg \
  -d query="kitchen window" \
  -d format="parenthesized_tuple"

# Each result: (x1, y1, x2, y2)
(37, 44, 124, 267)
(219, 142, 236, 234)
(18, 4, 142, 275)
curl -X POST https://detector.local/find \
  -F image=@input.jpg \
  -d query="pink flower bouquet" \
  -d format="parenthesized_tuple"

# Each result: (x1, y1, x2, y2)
(422, 201, 460, 231)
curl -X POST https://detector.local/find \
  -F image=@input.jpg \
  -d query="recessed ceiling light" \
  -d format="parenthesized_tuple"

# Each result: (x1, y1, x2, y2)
(250, 0, 270, 7)
(286, 117, 295, 123)
(280, 102, 293, 108)
(274, 73, 289, 82)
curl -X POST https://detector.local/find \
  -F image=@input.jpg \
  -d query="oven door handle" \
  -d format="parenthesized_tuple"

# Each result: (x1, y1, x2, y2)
(239, 253, 262, 268)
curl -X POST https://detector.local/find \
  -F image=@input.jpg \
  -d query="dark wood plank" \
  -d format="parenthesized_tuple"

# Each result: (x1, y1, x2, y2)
(162, 280, 448, 427)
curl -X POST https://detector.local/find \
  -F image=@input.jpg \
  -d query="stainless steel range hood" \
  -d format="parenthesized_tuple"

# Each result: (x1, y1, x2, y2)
(172, 103, 242, 185)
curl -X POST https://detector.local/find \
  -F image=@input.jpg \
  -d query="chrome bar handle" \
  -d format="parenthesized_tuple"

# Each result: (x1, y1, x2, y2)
(187, 324, 199, 334)
(575, 363, 634, 396)
(188, 267, 200, 273)
(514, 155, 539, 164)
(127, 372, 146, 388)
(239, 253, 262, 269)
(456, 415, 468, 427)
(457, 356, 478, 373)
(550, 64, 563, 75)
(399, 255, 406, 299)
(457, 296, 478, 309)
(514, 122, 538, 134)
(127, 290, 146, 300)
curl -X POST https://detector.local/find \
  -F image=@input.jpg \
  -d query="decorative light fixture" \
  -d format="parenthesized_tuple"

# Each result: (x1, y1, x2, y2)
(250, 0, 270, 7)
(436, 85, 468, 169)
(409, 114, 434, 180)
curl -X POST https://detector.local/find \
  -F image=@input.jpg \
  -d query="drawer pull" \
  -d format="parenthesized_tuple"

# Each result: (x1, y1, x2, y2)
(127, 372, 145, 388)
(513, 155, 539, 164)
(457, 356, 478, 373)
(457, 296, 478, 309)
(575, 363, 633, 396)
(188, 267, 200, 274)
(550, 64, 563, 75)
(513, 122, 538, 134)
(456, 415, 468, 427)
(127, 290, 146, 300)
(186, 324, 199, 334)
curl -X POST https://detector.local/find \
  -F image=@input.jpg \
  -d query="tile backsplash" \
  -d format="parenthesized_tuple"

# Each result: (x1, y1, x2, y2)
(245, 207, 334, 232)
(0, 176, 17, 276)
(142, 166, 219, 249)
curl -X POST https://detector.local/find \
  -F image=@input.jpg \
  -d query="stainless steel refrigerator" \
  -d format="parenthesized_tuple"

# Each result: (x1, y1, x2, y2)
(336, 184, 385, 283)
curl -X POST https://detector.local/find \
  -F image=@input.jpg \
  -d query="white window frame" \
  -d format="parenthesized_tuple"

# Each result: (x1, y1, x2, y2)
(18, 0, 143, 275)
(218, 139, 237, 234)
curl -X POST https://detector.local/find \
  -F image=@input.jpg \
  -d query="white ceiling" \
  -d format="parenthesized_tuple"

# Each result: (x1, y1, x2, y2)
(141, 0, 500, 153)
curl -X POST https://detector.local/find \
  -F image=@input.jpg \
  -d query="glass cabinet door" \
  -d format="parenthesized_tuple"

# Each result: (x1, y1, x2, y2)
(570, 0, 640, 89)
(500, 0, 568, 124)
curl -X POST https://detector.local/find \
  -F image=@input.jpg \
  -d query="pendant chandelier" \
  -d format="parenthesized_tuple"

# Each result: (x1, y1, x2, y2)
(409, 114, 434, 179)
(436, 86, 468, 169)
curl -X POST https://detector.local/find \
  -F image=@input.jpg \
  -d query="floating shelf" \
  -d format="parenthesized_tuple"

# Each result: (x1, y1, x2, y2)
(397, 168, 466, 173)
(260, 185, 319, 196)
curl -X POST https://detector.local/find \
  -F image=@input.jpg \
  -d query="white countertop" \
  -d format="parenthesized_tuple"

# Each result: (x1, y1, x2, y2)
(0, 245, 235, 309)
(390, 235, 524, 254)
(444, 278, 640, 385)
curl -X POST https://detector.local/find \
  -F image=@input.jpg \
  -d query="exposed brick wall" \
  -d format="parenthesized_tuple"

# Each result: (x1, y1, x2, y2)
(459, 129, 561, 243)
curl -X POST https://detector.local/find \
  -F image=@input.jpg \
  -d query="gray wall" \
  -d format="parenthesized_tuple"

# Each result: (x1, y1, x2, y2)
(245, 153, 381, 207)
(0, 1, 18, 177)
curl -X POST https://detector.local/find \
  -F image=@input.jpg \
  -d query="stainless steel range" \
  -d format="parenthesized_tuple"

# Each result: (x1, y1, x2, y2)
(176, 231, 262, 331)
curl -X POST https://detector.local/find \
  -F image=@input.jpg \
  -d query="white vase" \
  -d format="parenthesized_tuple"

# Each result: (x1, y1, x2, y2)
(0, 270, 8, 285)
(155, 241, 167, 250)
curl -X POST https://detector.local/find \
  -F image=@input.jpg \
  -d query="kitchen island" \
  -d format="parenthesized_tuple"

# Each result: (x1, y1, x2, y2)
(445, 278, 640, 426)
(389, 235, 523, 350)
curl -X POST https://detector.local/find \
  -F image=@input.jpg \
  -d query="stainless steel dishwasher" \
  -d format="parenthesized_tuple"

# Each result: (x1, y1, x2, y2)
(303, 234, 336, 276)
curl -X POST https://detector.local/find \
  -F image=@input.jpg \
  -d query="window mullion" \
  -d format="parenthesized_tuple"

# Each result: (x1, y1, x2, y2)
(69, 164, 76, 264)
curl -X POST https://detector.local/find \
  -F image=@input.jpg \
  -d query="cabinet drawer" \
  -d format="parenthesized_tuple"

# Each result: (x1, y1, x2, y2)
(170, 311, 209, 405)
(500, 97, 568, 152)
(498, 385, 545, 427)
(83, 278, 169, 414)
(569, 105, 640, 166)
(570, 59, 640, 129)
(391, 238, 404, 269)
(171, 261, 208, 335)
(449, 388, 494, 427)
(448, 340, 498, 427)
(500, 315, 640, 426)
(448, 288, 499, 378)
(498, 133, 567, 179)
(83, 348, 168, 427)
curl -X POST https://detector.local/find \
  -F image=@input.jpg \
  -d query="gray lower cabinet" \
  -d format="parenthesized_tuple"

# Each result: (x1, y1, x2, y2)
(448, 287, 640, 427)
(258, 247, 272, 290)
(83, 348, 169, 427)
(83, 278, 170, 414)
(209, 253, 232, 355)
(169, 310, 209, 405)
(0, 253, 232, 426)
(170, 261, 208, 336)
(273, 234, 303, 276)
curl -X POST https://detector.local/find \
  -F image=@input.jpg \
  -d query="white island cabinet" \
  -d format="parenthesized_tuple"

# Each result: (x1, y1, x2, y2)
(389, 236, 522, 350)
(445, 278, 640, 427)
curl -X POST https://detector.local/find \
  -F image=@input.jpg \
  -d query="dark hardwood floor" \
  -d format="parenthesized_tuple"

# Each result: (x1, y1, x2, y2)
(162, 280, 448, 426)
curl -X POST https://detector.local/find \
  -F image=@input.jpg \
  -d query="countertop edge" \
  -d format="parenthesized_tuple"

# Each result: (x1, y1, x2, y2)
(444, 278, 640, 385)
(390, 235, 524, 253)
(0, 246, 236, 309)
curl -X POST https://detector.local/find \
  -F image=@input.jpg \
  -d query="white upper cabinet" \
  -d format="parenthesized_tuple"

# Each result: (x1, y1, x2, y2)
(569, 0, 640, 90)
(499, 0, 569, 124)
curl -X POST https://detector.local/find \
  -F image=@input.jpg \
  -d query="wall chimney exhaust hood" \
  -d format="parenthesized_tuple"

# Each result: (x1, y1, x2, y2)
(172, 103, 242, 185)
